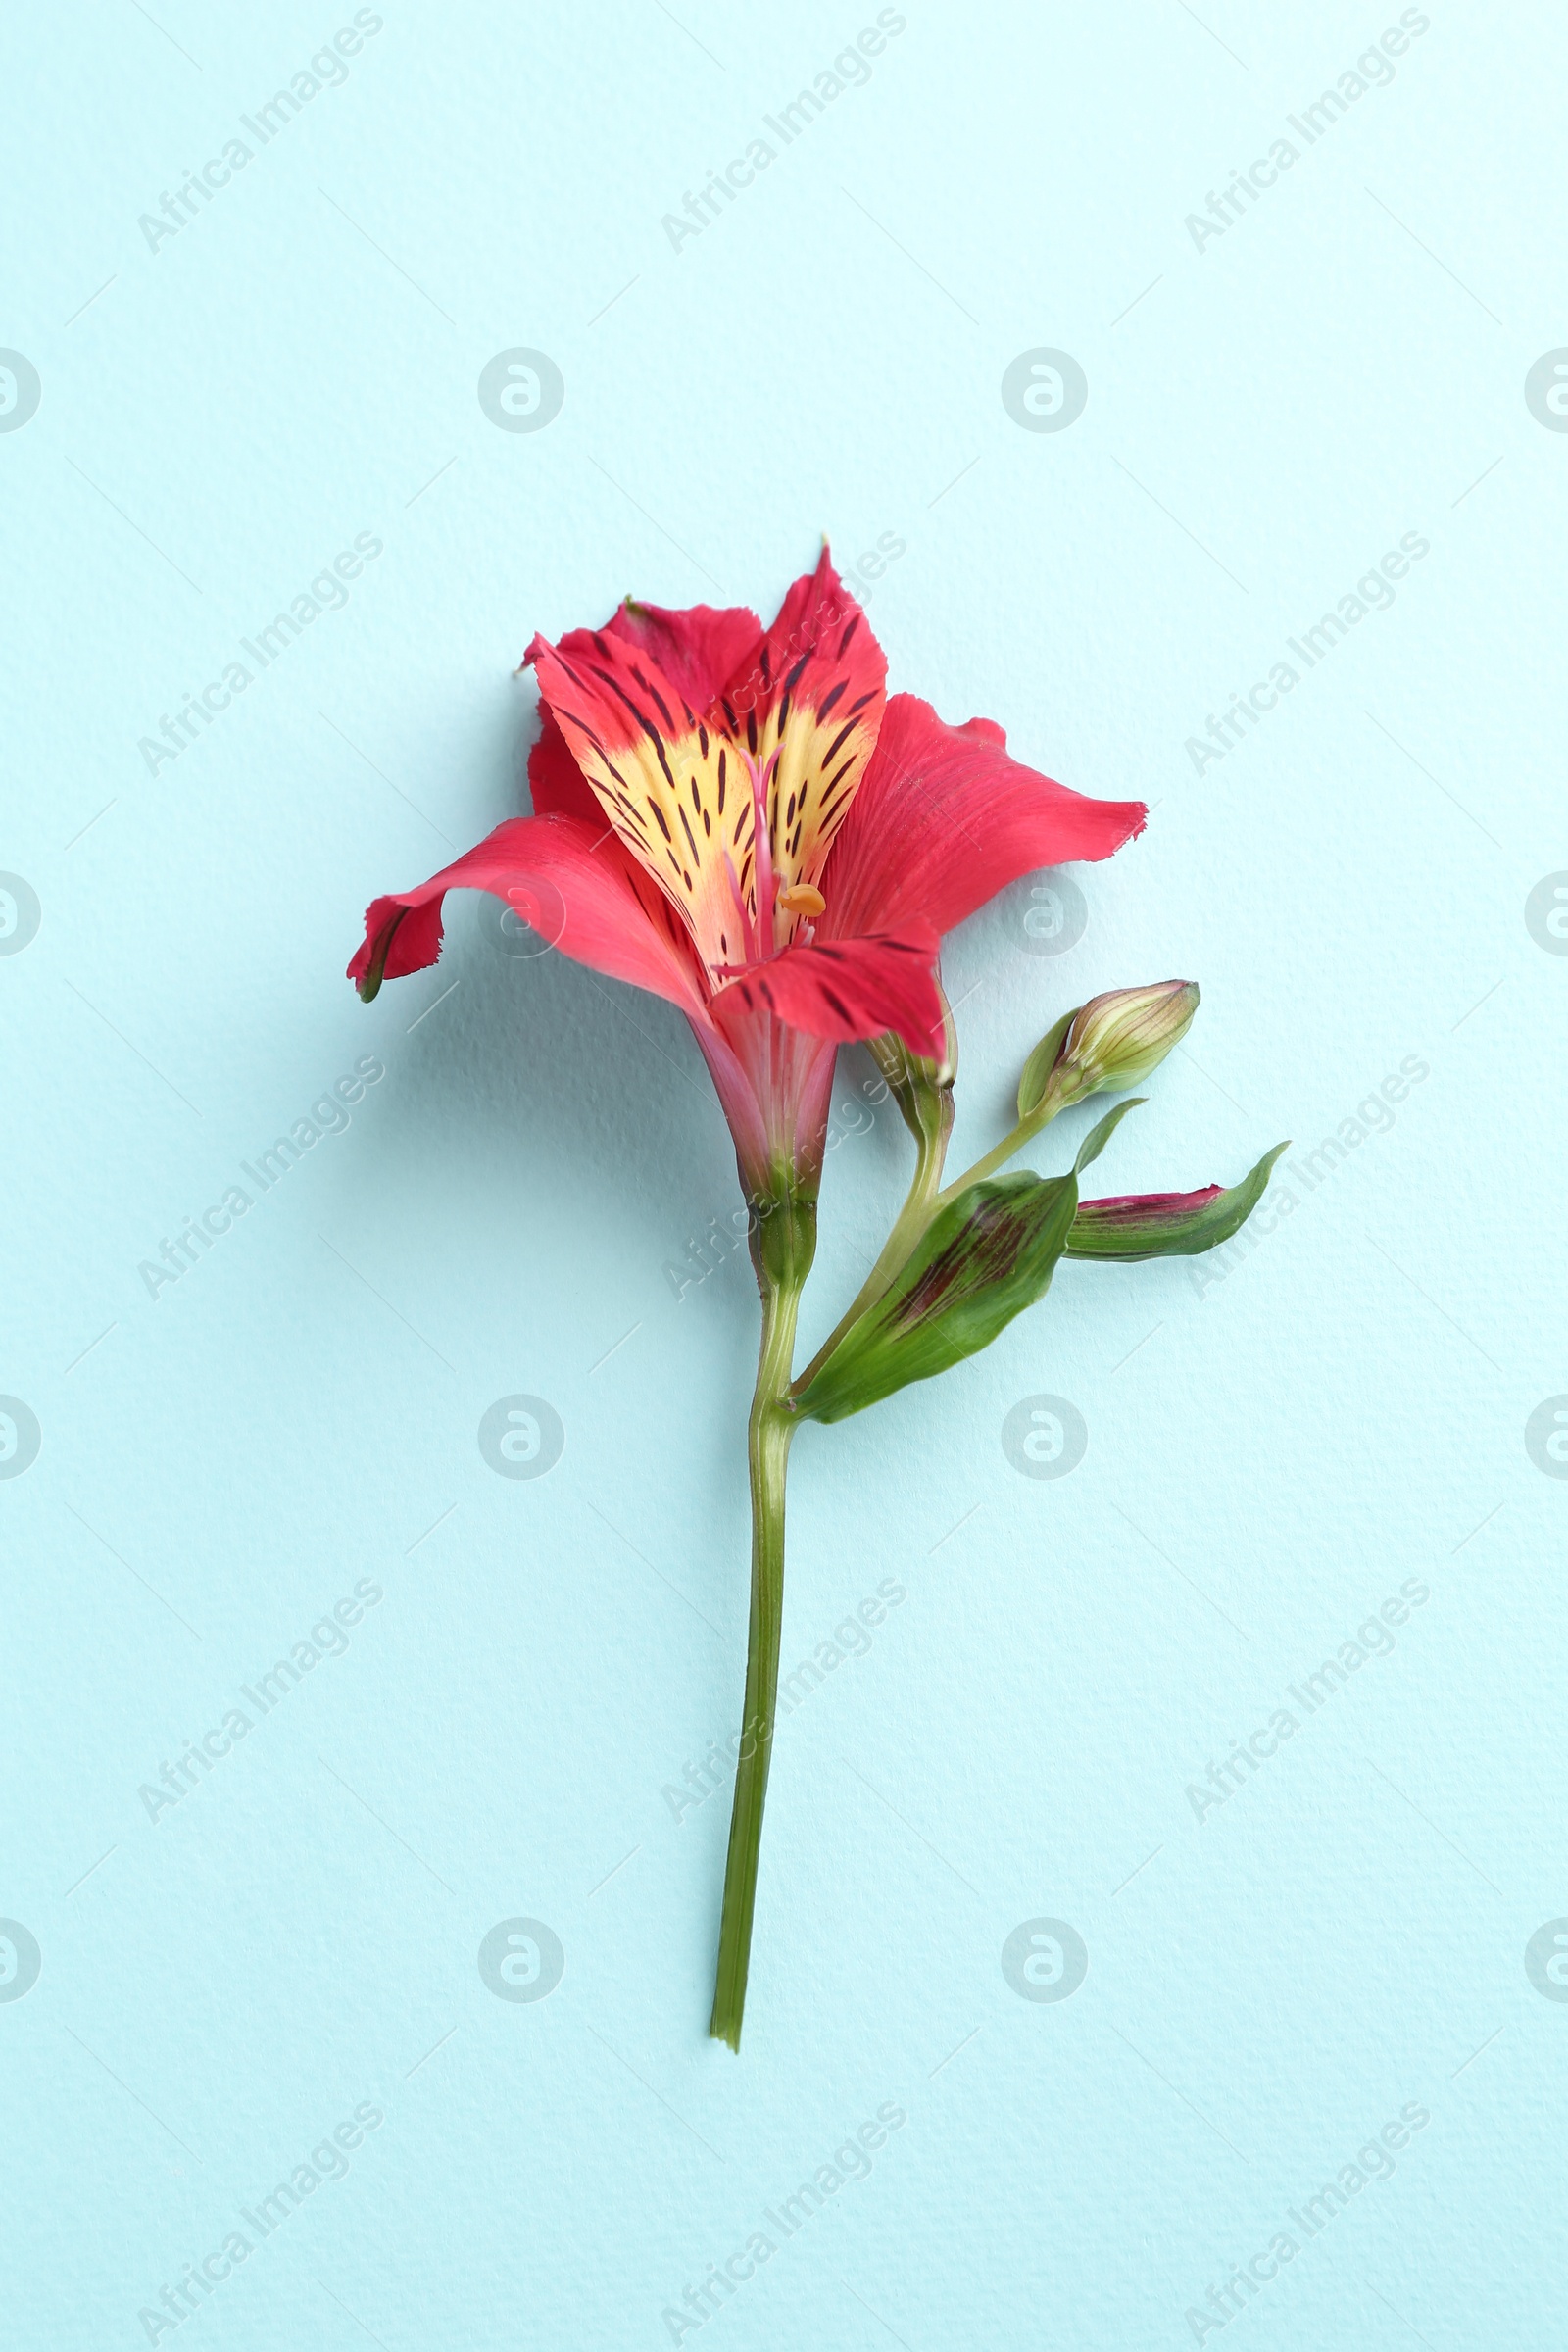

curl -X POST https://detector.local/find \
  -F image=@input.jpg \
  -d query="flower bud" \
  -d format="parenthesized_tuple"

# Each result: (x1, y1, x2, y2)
(867, 975, 957, 1156)
(1028, 981, 1199, 1115)
(867, 973, 957, 1096)
(1065, 1141, 1289, 1261)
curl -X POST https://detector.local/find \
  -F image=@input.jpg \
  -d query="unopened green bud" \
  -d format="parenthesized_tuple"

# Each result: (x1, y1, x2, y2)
(1020, 981, 1199, 1119)
(868, 975, 957, 1156)
(868, 976, 957, 1095)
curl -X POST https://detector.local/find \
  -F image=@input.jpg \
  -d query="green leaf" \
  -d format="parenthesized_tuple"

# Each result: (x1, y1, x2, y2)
(1064, 1141, 1291, 1262)
(1072, 1097, 1145, 1176)
(792, 1169, 1079, 1423)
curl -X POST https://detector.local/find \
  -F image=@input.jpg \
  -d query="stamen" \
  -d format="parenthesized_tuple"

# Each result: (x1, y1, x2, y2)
(776, 884, 825, 918)
(721, 847, 753, 963)
(741, 750, 777, 959)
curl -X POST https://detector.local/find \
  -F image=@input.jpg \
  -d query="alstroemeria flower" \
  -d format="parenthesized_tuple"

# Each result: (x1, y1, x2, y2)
(348, 549, 1146, 1200)
(345, 545, 1281, 2052)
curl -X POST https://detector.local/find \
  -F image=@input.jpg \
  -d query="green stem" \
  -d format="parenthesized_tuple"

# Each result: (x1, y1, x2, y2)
(932, 1104, 1054, 1206)
(791, 1101, 950, 1398)
(710, 1199, 811, 2051)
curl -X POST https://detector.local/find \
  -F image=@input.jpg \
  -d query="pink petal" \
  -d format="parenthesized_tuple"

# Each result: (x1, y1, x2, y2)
(724, 544, 885, 727)
(710, 926, 942, 1057)
(822, 693, 1147, 940)
(523, 624, 764, 974)
(523, 557, 887, 958)
(524, 597, 763, 824)
(347, 813, 708, 1021)
(713, 545, 889, 908)
(527, 706, 604, 826)
(690, 1012, 837, 1200)
(612, 596, 764, 718)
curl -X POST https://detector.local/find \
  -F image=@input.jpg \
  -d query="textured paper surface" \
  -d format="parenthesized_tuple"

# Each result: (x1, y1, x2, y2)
(4, 4, 1564, 2344)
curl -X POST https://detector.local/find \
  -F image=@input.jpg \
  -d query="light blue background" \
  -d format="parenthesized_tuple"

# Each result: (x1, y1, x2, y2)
(4, 2, 1565, 2344)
